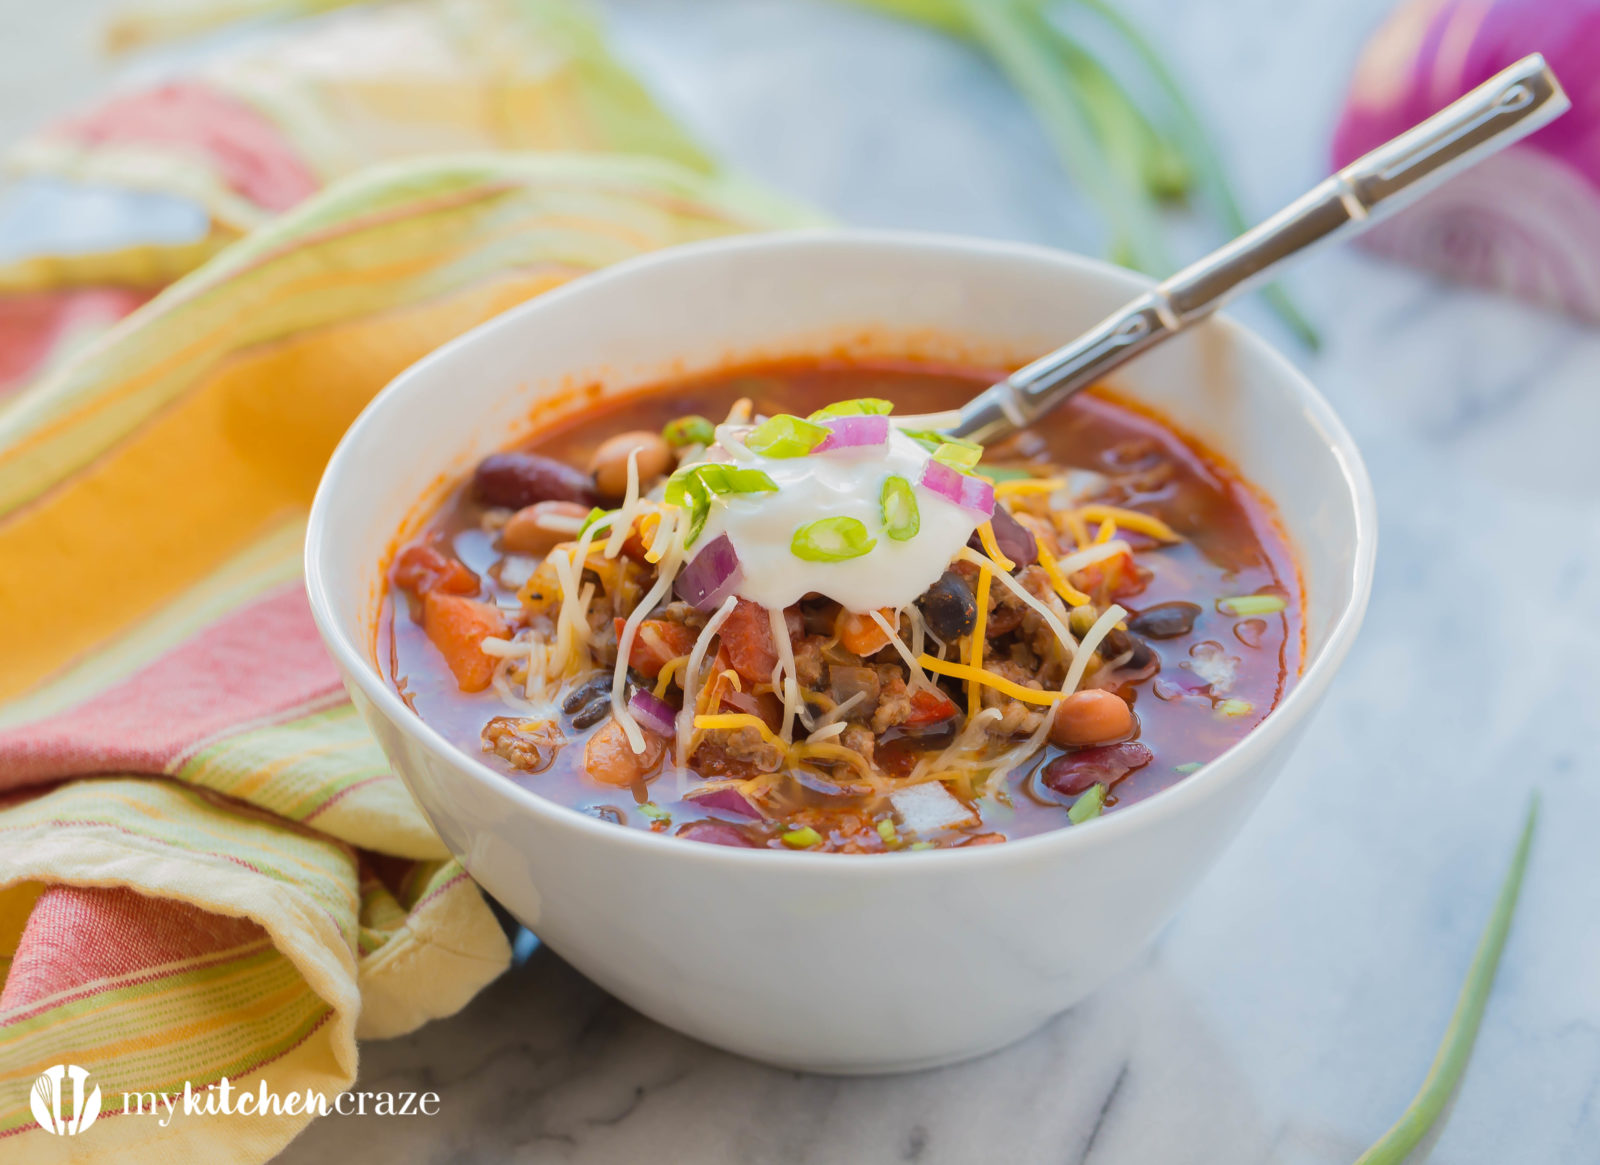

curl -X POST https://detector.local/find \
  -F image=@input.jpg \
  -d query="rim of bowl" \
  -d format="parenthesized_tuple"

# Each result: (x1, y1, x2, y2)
(306, 228, 1378, 873)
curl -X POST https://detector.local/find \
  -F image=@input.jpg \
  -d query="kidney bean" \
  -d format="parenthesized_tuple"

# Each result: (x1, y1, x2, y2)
(1128, 601, 1202, 640)
(967, 504, 1037, 569)
(473, 451, 596, 509)
(1041, 741, 1154, 796)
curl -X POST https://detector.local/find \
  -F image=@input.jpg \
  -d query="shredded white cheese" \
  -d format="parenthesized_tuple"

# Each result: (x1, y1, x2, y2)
(611, 509, 687, 754)
(676, 594, 741, 765)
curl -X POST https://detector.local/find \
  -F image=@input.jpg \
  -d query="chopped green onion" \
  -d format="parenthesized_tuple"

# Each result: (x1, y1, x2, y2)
(876, 818, 901, 847)
(1173, 761, 1203, 775)
(638, 802, 671, 822)
(662, 415, 715, 448)
(1068, 782, 1107, 824)
(781, 826, 823, 849)
(907, 841, 935, 851)
(664, 463, 778, 548)
(902, 428, 981, 458)
(792, 516, 876, 562)
(932, 442, 983, 471)
(577, 506, 610, 536)
(809, 397, 894, 420)
(747, 414, 827, 458)
(880, 475, 920, 541)
(1217, 594, 1287, 617)
(1216, 699, 1254, 718)
(1352, 795, 1538, 1164)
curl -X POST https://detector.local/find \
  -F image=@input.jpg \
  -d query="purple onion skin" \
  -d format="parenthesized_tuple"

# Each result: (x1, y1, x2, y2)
(1332, 1, 1600, 320)
(968, 504, 1037, 570)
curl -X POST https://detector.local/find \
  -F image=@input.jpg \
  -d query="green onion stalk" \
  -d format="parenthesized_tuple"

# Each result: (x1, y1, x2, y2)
(836, 0, 1319, 347)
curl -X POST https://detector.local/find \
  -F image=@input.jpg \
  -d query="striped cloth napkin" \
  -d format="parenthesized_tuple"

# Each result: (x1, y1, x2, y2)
(0, 2, 813, 1160)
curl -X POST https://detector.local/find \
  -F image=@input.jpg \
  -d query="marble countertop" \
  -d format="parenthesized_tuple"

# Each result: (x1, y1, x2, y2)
(12, 0, 1596, 1161)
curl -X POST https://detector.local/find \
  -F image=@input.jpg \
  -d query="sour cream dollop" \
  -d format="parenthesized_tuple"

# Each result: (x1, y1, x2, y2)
(692, 424, 983, 612)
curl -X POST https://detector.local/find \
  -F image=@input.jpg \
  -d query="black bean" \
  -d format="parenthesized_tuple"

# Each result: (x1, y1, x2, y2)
(917, 570, 977, 640)
(561, 674, 611, 714)
(1128, 601, 1202, 640)
(1099, 628, 1157, 671)
(570, 698, 612, 729)
(966, 504, 1037, 569)
(473, 451, 597, 509)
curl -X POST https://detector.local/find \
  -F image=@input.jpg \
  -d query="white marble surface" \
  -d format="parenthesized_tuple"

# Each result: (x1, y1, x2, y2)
(10, 0, 1598, 1161)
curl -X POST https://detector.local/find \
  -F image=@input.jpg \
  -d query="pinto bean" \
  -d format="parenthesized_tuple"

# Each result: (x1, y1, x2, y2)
(1048, 689, 1135, 748)
(590, 431, 673, 501)
(501, 501, 590, 555)
(474, 451, 596, 509)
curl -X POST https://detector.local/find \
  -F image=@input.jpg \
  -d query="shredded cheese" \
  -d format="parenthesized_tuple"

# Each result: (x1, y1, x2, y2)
(603, 447, 643, 559)
(653, 655, 687, 699)
(810, 690, 865, 730)
(693, 713, 782, 749)
(643, 506, 674, 563)
(867, 608, 930, 690)
(1074, 504, 1180, 543)
(676, 594, 741, 764)
(992, 476, 1066, 498)
(1050, 538, 1133, 579)
(959, 546, 1079, 661)
(1061, 509, 1091, 550)
(920, 654, 1061, 705)
(976, 521, 1015, 571)
(1035, 542, 1092, 607)
(967, 567, 992, 719)
(611, 509, 685, 753)
(790, 740, 875, 779)
(767, 604, 806, 741)
(1093, 517, 1118, 545)
(1062, 603, 1126, 696)
(805, 721, 849, 743)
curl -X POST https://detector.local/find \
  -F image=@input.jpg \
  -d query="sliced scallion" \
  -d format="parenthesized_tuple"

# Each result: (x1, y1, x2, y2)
(638, 802, 670, 822)
(876, 818, 901, 847)
(792, 516, 876, 563)
(747, 414, 827, 458)
(781, 826, 823, 849)
(880, 475, 920, 541)
(809, 397, 894, 420)
(933, 442, 983, 471)
(1216, 699, 1254, 718)
(1217, 593, 1287, 617)
(1068, 782, 1107, 824)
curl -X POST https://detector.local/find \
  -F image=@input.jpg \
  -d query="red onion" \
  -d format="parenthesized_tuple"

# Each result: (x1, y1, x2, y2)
(685, 785, 763, 819)
(675, 532, 743, 611)
(676, 820, 757, 848)
(627, 688, 677, 737)
(919, 459, 995, 518)
(1332, 1, 1600, 321)
(813, 414, 890, 452)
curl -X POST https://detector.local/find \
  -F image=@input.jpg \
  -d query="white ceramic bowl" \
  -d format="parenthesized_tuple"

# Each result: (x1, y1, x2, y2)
(306, 231, 1375, 1074)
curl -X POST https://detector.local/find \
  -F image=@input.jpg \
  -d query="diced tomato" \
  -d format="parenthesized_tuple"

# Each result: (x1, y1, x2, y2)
(616, 617, 697, 679)
(422, 591, 509, 693)
(836, 607, 897, 657)
(393, 543, 478, 598)
(1076, 552, 1149, 602)
(583, 718, 667, 788)
(904, 687, 959, 728)
(721, 598, 779, 683)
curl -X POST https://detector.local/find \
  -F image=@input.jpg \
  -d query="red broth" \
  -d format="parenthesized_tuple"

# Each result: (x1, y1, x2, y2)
(382, 359, 1302, 850)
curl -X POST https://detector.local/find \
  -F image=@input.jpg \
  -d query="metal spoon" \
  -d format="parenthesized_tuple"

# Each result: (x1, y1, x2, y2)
(948, 53, 1568, 444)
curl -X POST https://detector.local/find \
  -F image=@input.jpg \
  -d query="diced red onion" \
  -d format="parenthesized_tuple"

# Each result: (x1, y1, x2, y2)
(889, 782, 978, 833)
(685, 785, 763, 819)
(813, 414, 890, 452)
(675, 532, 743, 611)
(627, 688, 677, 737)
(919, 459, 994, 517)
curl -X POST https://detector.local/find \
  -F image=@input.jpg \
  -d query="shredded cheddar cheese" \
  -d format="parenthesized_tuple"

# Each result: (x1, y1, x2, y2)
(653, 655, 688, 698)
(919, 654, 1061, 706)
(976, 520, 1015, 571)
(1093, 517, 1118, 545)
(693, 713, 782, 748)
(1074, 504, 1180, 543)
(1035, 542, 1091, 607)
(967, 567, 992, 719)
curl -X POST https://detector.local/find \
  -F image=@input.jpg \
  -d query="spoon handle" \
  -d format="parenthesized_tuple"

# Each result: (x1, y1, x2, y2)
(949, 52, 1569, 444)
